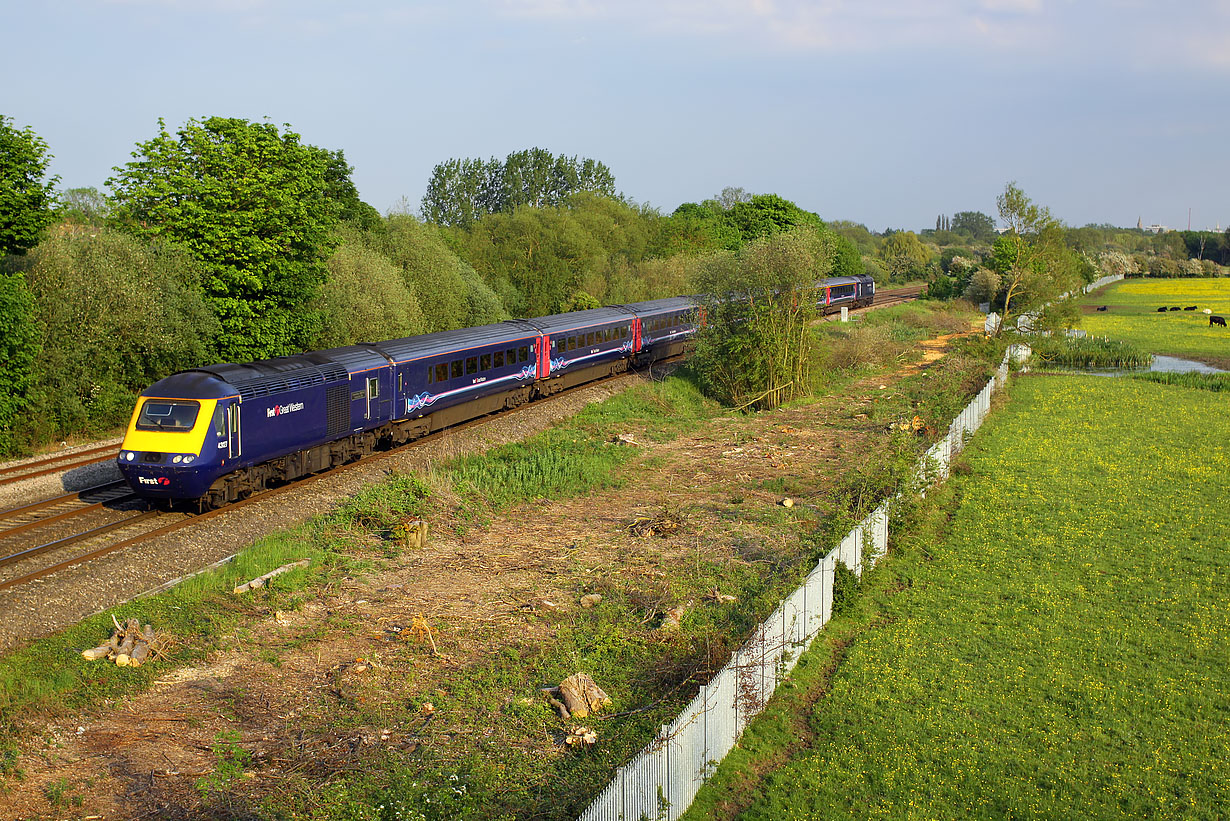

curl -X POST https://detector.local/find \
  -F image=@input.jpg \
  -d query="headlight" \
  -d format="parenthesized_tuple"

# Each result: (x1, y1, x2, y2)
(125, 452, 136, 462)
(183, 455, 195, 464)
(172, 455, 183, 464)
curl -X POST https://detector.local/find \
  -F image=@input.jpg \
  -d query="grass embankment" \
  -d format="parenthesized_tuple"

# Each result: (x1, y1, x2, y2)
(0, 303, 1002, 819)
(687, 374, 1230, 819)
(1081, 278, 1230, 368)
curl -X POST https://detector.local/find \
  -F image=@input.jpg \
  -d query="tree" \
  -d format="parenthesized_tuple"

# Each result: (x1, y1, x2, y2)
(728, 194, 824, 242)
(878, 231, 930, 282)
(0, 115, 59, 256)
(319, 148, 382, 230)
(950, 210, 997, 242)
(108, 117, 342, 361)
(58, 187, 111, 226)
(716, 186, 751, 210)
(658, 202, 742, 255)
(420, 149, 616, 228)
(990, 182, 1084, 333)
(692, 225, 835, 410)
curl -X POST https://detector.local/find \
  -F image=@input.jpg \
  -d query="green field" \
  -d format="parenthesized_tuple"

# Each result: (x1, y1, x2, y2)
(690, 375, 1230, 819)
(1081, 278, 1230, 368)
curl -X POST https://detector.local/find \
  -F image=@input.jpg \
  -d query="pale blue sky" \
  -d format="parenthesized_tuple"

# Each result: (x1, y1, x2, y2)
(4, 0, 1228, 231)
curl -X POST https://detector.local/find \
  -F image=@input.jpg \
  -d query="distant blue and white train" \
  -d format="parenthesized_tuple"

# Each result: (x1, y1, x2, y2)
(117, 276, 873, 507)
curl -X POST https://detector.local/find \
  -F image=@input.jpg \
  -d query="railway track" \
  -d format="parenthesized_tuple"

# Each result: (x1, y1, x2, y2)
(0, 443, 118, 487)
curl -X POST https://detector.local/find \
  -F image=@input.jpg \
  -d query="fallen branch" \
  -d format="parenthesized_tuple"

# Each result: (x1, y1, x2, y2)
(233, 559, 310, 594)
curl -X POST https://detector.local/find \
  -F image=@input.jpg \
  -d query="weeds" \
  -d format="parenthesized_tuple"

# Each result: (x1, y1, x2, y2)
(1027, 333, 1152, 369)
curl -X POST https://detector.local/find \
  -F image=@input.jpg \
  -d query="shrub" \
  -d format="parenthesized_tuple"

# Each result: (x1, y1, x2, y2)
(20, 226, 218, 442)
(313, 242, 426, 347)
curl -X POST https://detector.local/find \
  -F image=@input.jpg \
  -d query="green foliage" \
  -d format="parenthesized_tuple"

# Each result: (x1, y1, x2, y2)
(460, 205, 606, 316)
(659, 202, 743, 255)
(828, 231, 863, 279)
(312, 241, 426, 347)
(0, 271, 40, 454)
(369, 215, 508, 331)
(728, 194, 825, 242)
(421, 147, 616, 228)
(0, 115, 59, 256)
(319, 148, 382, 230)
(20, 227, 219, 443)
(692, 226, 834, 410)
(56, 186, 111, 226)
(830, 562, 862, 617)
(949, 210, 997, 242)
(108, 116, 343, 360)
(878, 230, 930, 282)
(989, 182, 1085, 331)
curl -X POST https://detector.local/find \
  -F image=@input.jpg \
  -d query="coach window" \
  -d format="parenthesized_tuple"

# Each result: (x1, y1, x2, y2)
(436, 363, 449, 383)
(518, 346, 529, 362)
(465, 356, 478, 375)
(426, 367, 433, 385)
(451, 360, 462, 379)
(583, 332, 592, 346)
(494, 351, 504, 368)
(367, 377, 379, 398)
(480, 353, 491, 371)
(509, 348, 518, 363)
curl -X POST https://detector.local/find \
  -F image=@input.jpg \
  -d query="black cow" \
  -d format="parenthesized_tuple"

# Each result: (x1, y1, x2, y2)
(1169, 306, 1181, 311)
(1183, 305, 1198, 311)
(1211, 315, 1227, 328)
(1157, 307, 1168, 312)
(1096, 305, 1108, 312)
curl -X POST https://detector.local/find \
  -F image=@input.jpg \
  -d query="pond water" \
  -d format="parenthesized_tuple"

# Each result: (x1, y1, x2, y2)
(1051, 354, 1228, 377)
(1149, 355, 1227, 374)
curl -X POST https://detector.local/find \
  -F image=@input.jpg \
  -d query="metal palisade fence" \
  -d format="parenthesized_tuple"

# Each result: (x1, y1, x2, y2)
(578, 344, 1031, 821)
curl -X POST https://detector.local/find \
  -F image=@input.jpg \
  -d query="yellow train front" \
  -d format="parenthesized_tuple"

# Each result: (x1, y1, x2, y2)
(116, 371, 240, 503)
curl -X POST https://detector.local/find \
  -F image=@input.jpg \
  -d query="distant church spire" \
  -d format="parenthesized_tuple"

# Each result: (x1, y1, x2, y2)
(1137, 216, 1143, 230)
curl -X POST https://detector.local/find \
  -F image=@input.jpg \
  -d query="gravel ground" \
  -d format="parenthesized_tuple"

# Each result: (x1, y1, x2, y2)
(0, 438, 125, 510)
(0, 376, 646, 653)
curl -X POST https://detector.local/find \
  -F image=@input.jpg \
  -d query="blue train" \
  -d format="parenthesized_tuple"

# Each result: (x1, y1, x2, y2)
(117, 297, 701, 507)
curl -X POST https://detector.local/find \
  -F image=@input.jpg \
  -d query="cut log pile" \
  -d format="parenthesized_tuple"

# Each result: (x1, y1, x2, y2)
(81, 616, 166, 667)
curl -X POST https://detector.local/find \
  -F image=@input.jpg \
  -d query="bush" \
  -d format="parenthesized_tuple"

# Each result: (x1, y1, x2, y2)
(0, 272, 40, 454)
(313, 242, 426, 347)
(20, 226, 219, 443)
(692, 227, 833, 410)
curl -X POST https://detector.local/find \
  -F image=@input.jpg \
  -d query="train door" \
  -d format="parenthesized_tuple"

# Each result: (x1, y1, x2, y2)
(538, 336, 550, 379)
(632, 318, 642, 353)
(227, 403, 241, 458)
(364, 375, 379, 420)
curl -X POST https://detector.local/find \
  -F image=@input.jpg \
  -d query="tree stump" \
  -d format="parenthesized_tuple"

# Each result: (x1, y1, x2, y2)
(557, 673, 612, 719)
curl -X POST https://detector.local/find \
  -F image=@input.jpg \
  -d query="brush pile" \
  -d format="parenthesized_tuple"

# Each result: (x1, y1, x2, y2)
(80, 616, 166, 667)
